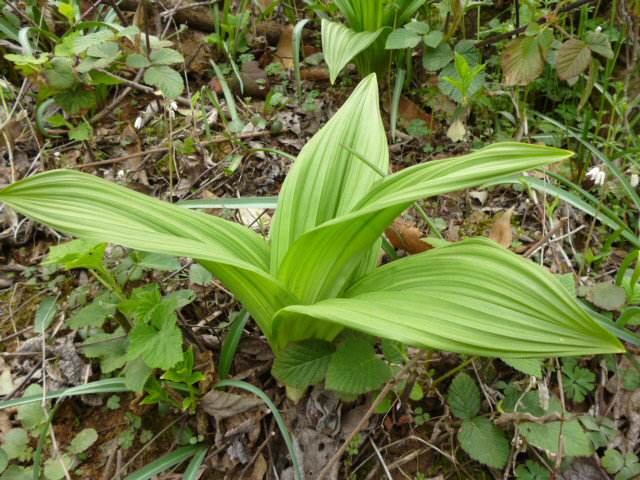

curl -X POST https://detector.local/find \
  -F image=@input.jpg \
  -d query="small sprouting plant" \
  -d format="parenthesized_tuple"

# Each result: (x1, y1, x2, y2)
(0, 74, 624, 401)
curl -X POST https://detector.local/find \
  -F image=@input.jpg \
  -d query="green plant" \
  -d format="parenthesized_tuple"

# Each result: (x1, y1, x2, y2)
(320, 0, 425, 83)
(0, 74, 625, 398)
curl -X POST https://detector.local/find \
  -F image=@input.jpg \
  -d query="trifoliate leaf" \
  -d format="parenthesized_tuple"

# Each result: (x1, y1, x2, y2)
(16, 385, 46, 430)
(43, 454, 74, 480)
(35, 296, 57, 333)
(385, 28, 421, 50)
(272, 339, 336, 389)
(503, 358, 543, 377)
(143, 65, 184, 99)
(149, 48, 184, 65)
(556, 39, 592, 80)
(69, 428, 98, 454)
(126, 53, 151, 69)
(127, 314, 183, 370)
(458, 417, 509, 469)
(586, 282, 627, 311)
(520, 420, 594, 457)
(67, 292, 118, 329)
(189, 263, 213, 285)
(447, 372, 481, 420)
(325, 337, 391, 395)
(44, 239, 107, 271)
(2, 429, 32, 461)
(502, 36, 544, 86)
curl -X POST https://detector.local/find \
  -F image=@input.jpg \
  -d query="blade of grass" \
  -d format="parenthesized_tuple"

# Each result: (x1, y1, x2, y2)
(0, 378, 129, 409)
(390, 68, 405, 141)
(123, 445, 207, 480)
(218, 309, 250, 380)
(293, 19, 310, 101)
(210, 59, 244, 132)
(183, 445, 209, 480)
(216, 379, 303, 480)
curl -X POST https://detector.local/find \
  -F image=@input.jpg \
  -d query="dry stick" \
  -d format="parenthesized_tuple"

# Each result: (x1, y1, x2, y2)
(475, 0, 596, 47)
(72, 130, 272, 170)
(90, 70, 144, 124)
(523, 218, 569, 258)
(316, 354, 423, 480)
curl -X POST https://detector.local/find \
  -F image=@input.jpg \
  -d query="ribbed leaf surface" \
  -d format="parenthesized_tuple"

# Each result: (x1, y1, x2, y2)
(269, 74, 388, 273)
(321, 19, 383, 83)
(0, 171, 294, 336)
(278, 143, 574, 304)
(273, 239, 623, 356)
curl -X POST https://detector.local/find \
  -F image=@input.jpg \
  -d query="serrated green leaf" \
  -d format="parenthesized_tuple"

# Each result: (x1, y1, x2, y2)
(132, 252, 180, 271)
(325, 337, 391, 395)
(143, 65, 184, 99)
(67, 292, 118, 329)
(458, 417, 509, 468)
(385, 28, 421, 50)
(520, 420, 594, 457)
(381, 338, 406, 364)
(81, 329, 128, 373)
(123, 357, 153, 392)
(556, 39, 592, 80)
(69, 428, 98, 454)
(127, 314, 183, 370)
(502, 36, 543, 86)
(447, 372, 481, 420)
(321, 19, 384, 83)
(149, 48, 184, 65)
(602, 449, 624, 474)
(126, 53, 151, 69)
(272, 339, 335, 389)
(35, 296, 57, 333)
(44, 58, 75, 90)
(44, 239, 107, 271)
(503, 358, 543, 377)
(118, 284, 162, 322)
(68, 121, 92, 141)
(54, 87, 96, 114)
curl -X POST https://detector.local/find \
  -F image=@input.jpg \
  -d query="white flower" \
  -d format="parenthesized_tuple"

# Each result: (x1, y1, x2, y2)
(169, 101, 178, 111)
(586, 166, 606, 186)
(595, 26, 602, 33)
(631, 173, 639, 188)
(134, 116, 143, 129)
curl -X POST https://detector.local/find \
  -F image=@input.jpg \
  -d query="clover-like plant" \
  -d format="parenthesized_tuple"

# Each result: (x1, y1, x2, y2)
(0, 74, 624, 395)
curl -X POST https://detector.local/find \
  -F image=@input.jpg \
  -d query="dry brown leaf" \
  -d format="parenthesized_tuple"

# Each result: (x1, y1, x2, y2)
(275, 25, 294, 69)
(391, 96, 436, 131)
(251, 454, 268, 480)
(201, 389, 263, 420)
(385, 219, 432, 254)
(488, 207, 514, 248)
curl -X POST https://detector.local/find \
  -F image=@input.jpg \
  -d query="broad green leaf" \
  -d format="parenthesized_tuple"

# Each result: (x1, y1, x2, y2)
(385, 28, 420, 50)
(132, 252, 181, 271)
(276, 143, 575, 309)
(0, 169, 296, 337)
(272, 339, 335, 389)
(320, 19, 383, 83)
(447, 373, 481, 420)
(270, 74, 388, 277)
(143, 65, 184, 99)
(502, 36, 543, 86)
(586, 282, 627, 311)
(54, 87, 96, 114)
(35, 297, 57, 333)
(44, 58, 75, 90)
(123, 357, 153, 392)
(127, 314, 183, 370)
(69, 428, 98, 454)
(273, 239, 624, 356)
(423, 30, 443, 48)
(325, 337, 391, 394)
(520, 419, 593, 457)
(458, 417, 509, 468)
(149, 48, 183, 65)
(556, 39, 592, 80)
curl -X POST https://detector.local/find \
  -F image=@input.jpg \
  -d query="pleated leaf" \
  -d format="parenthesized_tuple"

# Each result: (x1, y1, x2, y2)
(321, 19, 384, 83)
(269, 74, 388, 273)
(272, 239, 623, 356)
(0, 170, 295, 337)
(278, 142, 574, 304)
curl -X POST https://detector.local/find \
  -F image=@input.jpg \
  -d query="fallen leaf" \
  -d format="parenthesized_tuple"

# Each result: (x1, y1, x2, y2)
(488, 207, 514, 248)
(275, 25, 294, 69)
(252, 454, 268, 480)
(385, 219, 432, 254)
(446, 119, 466, 142)
(201, 389, 263, 420)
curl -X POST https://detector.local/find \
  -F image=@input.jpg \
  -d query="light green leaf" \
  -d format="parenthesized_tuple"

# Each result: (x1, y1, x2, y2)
(320, 19, 384, 83)
(16, 385, 46, 430)
(447, 373, 481, 420)
(602, 449, 624, 474)
(0, 448, 7, 474)
(586, 282, 627, 311)
(43, 454, 73, 480)
(44, 239, 107, 271)
(69, 428, 98, 454)
(68, 121, 92, 141)
(189, 263, 213, 285)
(2, 429, 31, 461)
(126, 53, 151, 69)
(270, 74, 388, 283)
(123, 357, 153, 392)
(72, 31, 114, 54)
(149, 48, 183, 65)
(272, 339, 335, 390)
(87, 41, 120, 59)
(585, 31, 614, 59)
(423, 30, 443, 48)
(503, 358, 543, 377)
(81, 329, 128, 373)
(325, 337, 391, 395)
(520, 419, 594, 457)
(44, 58, 75, 90)
(35, 296, 57, 333)
(422, 42, 453, 71)
(502, 36, 543, 86)
(458, 417, 509, 468)
(0, 465, 33, 480)
(127, 314, 183, 370)
(132, 252, 181, 271)
(556, 39, 592, 80)
(143, 65, 184, 99)
(385, 28, 420, 50)
(273, 239, 624, 356)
